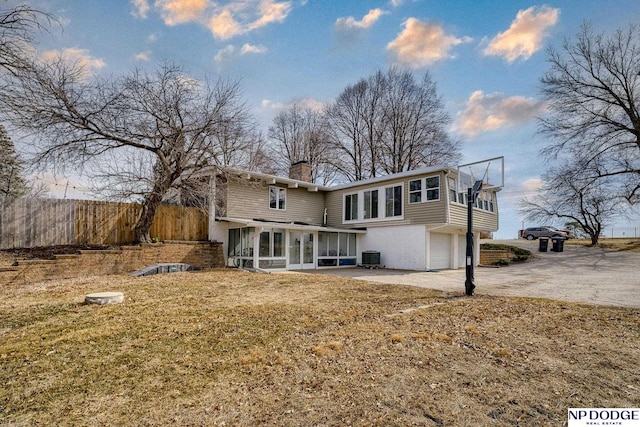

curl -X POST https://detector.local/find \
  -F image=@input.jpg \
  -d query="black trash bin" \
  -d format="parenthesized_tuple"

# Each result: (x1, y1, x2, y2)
(551, 237, 564, 252)
(539, 237, 549, 252)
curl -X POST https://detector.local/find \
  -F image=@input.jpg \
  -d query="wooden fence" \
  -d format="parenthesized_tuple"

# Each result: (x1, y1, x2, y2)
(0, 198, 209, 249)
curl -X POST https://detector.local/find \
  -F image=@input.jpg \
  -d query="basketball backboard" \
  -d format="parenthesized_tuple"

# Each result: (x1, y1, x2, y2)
(456, 156, 504, 192)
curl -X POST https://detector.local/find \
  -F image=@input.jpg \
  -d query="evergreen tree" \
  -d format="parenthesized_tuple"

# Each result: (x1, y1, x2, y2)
(0, 124, 28, 203)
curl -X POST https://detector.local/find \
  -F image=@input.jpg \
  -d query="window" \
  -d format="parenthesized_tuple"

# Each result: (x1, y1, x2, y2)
(364, 190, 378, 219)
(426, 176, 440, 201)
(318, 232, 357, 267)
(409, 179, 422, 203)
(269, 186, 286, 210)
(258, 228, 286, 269)
(409, 176, 439, 203)
(385, 185, 402, 217)
(448, 177, 457, 203)
(344, 193, 358, 221)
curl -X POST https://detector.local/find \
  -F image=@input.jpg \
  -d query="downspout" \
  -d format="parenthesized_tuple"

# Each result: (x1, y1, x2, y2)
(323, 208, 328, 226)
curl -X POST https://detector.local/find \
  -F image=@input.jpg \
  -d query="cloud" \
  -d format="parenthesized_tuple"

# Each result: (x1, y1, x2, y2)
(156, 0, 208, 25)
(484, 6, 559, 62)
(131, 0, 150, 19)
(135, 50, 152, 61)
(521, 178, 542, 192)
(262, 97, 324, 113)
(240, 43, 268, 55)
(209, 9, 242, 39)
(390, 0, 403, 6)
(214, 45, 236, 65)
(144, 0, 291, 39)
(335, 8, 388, 32)
(215, 43, 268, 65)
(249, 0, 292, 30)
(453, 90, 546, 137)
(387, 18, 471, 68)
(40, 48, 106, 77)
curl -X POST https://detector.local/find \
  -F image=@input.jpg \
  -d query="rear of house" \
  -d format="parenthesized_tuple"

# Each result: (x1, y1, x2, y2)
(204, 161, 500, 272)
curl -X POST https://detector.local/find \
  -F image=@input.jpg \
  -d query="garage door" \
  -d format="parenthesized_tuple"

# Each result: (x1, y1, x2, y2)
(430, 232, 451, 270)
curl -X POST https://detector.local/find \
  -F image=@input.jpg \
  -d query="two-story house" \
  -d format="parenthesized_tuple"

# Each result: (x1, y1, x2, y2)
(202, 159, 501, 272)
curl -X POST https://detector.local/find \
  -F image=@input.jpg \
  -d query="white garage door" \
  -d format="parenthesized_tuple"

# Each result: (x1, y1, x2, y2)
(430, 232, 451, 270)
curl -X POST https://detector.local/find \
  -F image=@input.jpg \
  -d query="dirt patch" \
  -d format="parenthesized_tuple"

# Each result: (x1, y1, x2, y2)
(1, 270, 638, 426)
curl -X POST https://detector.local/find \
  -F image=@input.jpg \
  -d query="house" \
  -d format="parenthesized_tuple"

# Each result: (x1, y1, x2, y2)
(202, 159, 501, 271)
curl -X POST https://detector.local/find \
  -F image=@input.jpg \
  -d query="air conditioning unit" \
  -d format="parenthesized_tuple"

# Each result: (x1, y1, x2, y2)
(361, 251, 380, 267)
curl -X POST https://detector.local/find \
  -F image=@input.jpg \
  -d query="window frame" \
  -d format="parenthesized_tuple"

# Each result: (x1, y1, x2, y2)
(408, 175, 440, 204)
(269, 186, 286, 211)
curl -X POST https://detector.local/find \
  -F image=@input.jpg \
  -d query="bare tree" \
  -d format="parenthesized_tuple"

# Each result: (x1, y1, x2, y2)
(0, 58, 257, 242)
(539, 22, 640, 204)
(325, 67, 460, 182)
(0, 4, 53, 76)
(519, 163, 623, 245)
(380, 68, 460, 174)
(0, 124, 28, 203)
(268, 104, 336, 184)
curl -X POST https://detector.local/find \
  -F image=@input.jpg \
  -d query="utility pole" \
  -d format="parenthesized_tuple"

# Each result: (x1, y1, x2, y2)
(465, 180, 484, 296)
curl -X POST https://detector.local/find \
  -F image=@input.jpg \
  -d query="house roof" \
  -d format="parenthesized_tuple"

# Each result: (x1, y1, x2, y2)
(217, 217, 367, 233)
(199, 164, 459, 193)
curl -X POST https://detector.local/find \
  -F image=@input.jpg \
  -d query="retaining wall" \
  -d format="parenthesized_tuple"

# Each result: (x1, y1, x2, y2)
(0, 241, 224, 285)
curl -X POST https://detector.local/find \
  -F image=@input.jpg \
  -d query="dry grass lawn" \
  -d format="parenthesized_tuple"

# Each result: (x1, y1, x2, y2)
(567, 237, 640, 252)
(1, 270, 639, 426)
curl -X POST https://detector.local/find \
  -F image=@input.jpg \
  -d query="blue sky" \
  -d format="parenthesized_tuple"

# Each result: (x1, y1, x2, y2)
(13, 0, 640, 237)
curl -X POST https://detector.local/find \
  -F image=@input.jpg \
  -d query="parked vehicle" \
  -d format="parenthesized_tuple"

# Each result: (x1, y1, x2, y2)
(522, 226, 569, 240)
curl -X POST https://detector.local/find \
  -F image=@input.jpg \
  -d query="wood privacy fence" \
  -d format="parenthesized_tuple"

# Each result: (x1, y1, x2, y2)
(0, 198, 209, 249)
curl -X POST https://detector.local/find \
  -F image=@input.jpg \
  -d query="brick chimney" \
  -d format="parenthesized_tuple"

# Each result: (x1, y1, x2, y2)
(289, 160, 312, 183)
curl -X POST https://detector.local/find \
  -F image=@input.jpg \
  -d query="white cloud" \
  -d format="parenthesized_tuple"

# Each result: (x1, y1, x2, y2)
(335, 8, 388, 31)
(240, 44, 268, 55)
(40, 48, 106, 77)
(262, 97, 324, 113)
(453, 90, 546, 137)
(144, 0, 291, 40)
(208, 9, 242, 39)
(135, 50, 152, 61)
(155, 0, 208, 26)
(214, 45, 236, 64)
(521, 178, 542, 192)
(390, 0, 403, 6)
(131, 0, 150, 19)
(387, 18, 471, 68)
(484, 6, 559, 62)
(248, 0, 292, 30)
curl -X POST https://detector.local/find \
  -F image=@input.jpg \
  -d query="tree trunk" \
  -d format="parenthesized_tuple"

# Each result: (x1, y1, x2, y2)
(134, 168, 176, 243)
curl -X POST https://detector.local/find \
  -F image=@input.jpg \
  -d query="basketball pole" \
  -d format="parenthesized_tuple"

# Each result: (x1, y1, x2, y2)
(465, 180, 484, 296)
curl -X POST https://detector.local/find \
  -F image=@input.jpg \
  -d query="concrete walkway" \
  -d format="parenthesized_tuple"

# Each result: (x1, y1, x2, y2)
(308, 240, 640, 308)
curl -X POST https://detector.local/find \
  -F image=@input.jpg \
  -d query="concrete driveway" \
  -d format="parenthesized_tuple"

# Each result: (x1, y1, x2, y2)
(312, 240, 640, 308)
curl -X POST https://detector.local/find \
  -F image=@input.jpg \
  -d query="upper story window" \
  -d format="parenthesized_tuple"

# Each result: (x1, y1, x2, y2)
(385, 185, 402, 217)
(409, 175, 440, 203)
(343, 184, 403, 223)
(344, 193, 358, 221)
(364, 189, 378, 219)
(448, 177, 457, 203)
(269, 186, 286, 210)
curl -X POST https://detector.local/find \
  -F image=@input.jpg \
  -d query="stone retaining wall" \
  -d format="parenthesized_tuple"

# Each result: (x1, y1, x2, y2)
(479, 250, 511, 265)
(0, 241, 224, 285)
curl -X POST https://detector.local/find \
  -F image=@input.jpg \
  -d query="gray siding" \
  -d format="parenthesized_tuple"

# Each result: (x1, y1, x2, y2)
(326, 172, 448, 228)
(225, 177, 325, 225)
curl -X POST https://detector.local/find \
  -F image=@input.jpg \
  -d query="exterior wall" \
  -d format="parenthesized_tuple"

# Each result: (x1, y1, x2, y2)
(358, 225, 426, 270)
(224, 177, 325, 225)
(325, 172, 448, 228)
(449, 201, 498, 231)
